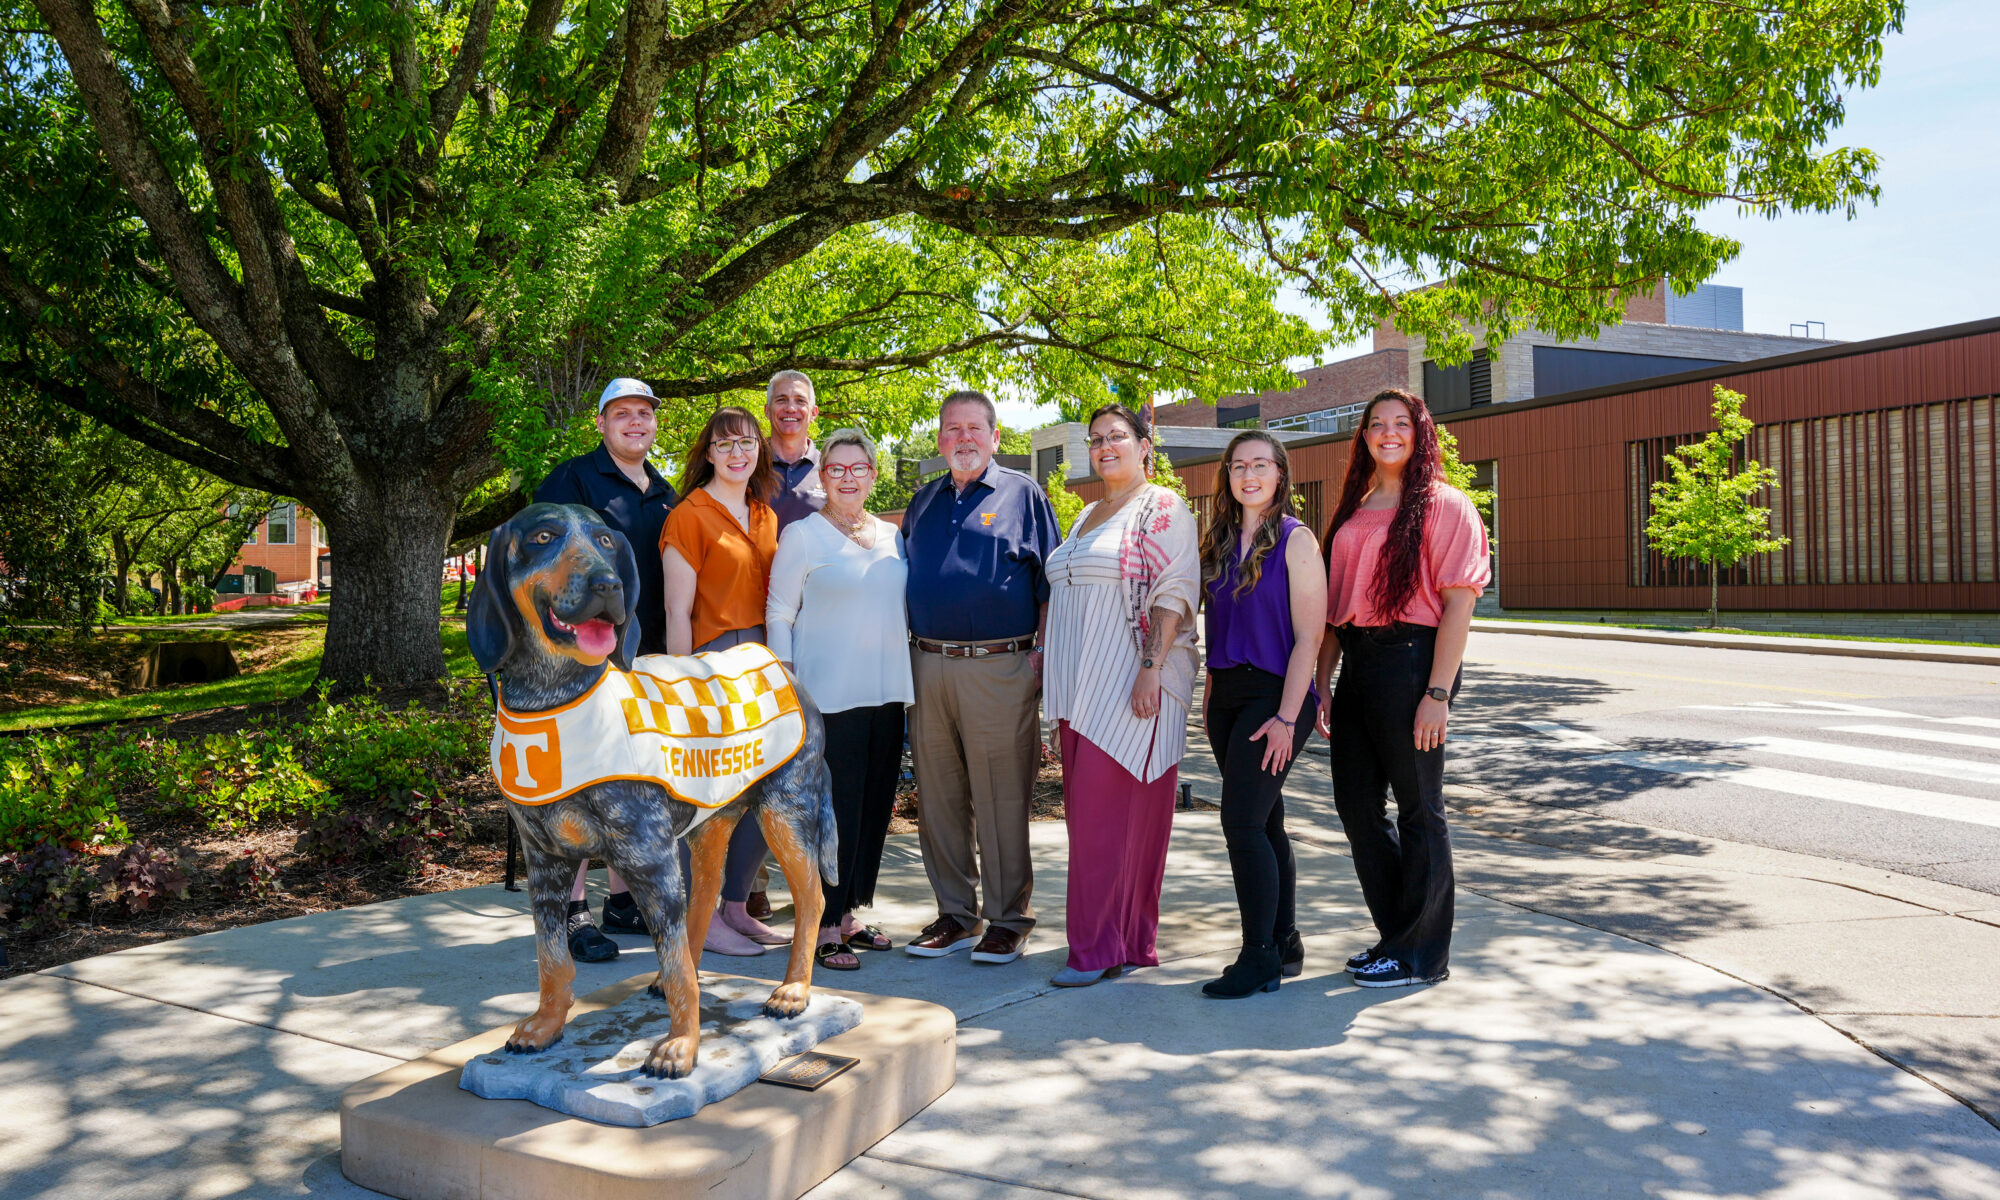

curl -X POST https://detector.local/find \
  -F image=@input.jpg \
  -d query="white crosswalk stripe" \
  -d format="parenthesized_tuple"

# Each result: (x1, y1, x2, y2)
(1589, 750, 2000, 830)
(1735, 735, 2000, 788)
(1934, 716, 2000, 730)
(1829, 723, 2000, 753)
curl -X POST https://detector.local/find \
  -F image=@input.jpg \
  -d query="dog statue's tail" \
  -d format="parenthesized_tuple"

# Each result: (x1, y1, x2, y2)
(813, 759, 840, 887)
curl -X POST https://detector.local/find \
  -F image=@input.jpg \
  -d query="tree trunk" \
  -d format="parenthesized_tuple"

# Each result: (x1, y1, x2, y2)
(163, 555, 182, 615)
(317, 480, 456, 692)
(1708, 560, 1719, 629)
(111, 531, 133, 614)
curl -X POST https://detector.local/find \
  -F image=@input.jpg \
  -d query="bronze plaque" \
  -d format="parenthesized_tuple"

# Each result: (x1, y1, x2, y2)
(758, 1051, 858, 1091)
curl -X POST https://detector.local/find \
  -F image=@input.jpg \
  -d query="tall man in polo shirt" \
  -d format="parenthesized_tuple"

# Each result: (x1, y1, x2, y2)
(765, 369, 826, 531)
(532, 377, 680, 962)
(901, 390, 1061, 965)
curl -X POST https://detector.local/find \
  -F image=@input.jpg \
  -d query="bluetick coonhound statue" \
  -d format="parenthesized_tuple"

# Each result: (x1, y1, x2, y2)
(467, 502, 837, 1078)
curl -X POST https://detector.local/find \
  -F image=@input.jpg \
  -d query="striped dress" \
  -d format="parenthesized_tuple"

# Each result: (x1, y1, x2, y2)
(1043, 507, 1191, 783)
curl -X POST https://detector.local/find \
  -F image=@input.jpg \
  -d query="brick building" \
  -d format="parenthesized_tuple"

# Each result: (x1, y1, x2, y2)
(227, 503, 328, 606)
(1154, 282, 1837, 433)
(1075, 315, 2000, 641)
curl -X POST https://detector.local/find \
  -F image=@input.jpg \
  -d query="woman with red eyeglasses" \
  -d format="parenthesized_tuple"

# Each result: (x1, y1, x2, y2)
(1315, 388, 1490, 990)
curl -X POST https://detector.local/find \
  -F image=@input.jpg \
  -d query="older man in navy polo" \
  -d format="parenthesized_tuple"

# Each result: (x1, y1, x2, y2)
(900, 390, 1060, 965)
(532, 377, 680, 962)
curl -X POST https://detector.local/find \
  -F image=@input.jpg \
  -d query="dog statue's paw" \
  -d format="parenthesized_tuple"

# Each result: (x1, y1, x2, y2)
(644, 973, 665, 1000)
(505, 1011, 567, 1053)
(762, 981, 810, 1019)
(642, 1033, 699, 1078)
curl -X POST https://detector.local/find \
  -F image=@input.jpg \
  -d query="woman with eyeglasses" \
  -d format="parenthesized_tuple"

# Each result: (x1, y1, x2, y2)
(1041, 403, 1200, 988)
(765, 429, 915, 972)
(661, 405, 789, 957)
(1197, 430, 1327, 998)
(1314, 388, 1489, 989)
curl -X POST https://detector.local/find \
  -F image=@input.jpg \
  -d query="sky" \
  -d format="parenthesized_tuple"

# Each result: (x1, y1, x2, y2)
(1000, 1, 1997, 428)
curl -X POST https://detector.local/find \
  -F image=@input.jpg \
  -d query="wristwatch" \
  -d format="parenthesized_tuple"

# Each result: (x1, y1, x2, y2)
(1425, 686, 1451, 704)
(1141, 657, 1157, 669)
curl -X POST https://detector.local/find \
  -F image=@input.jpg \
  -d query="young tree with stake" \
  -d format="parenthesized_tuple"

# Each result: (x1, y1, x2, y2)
(1646, 386, 1790, 628)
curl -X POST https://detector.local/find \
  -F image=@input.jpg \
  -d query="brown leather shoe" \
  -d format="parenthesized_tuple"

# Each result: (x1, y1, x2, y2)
(904, 915, 981, 958)
(744, 890, 772, 920)
(969, 926, 1027, 964)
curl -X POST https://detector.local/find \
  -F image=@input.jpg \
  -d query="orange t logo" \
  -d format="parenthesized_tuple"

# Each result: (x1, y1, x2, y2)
(496, 711, 562, 799)
(981, 512, 996, 526)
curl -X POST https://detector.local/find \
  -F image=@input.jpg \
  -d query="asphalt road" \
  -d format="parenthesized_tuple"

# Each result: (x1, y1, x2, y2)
(1445, 632, 2000, 896)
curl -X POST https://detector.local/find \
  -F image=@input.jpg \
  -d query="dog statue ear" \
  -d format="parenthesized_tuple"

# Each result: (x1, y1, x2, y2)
(608, 527, 642, 671)
(466, 527, 516, 675)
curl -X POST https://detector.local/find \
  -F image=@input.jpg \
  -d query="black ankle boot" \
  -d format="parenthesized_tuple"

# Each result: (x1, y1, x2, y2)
(1202, 942, 1281, 999)
(1278, 928, 1304, 978)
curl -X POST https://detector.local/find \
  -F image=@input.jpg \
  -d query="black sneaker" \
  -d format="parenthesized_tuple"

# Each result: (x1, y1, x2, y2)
(601, 892, 650, 936)
(566, 901, 619, 963)
(1351, 956, 1447, 988)
(1346, 945, 1383, 971)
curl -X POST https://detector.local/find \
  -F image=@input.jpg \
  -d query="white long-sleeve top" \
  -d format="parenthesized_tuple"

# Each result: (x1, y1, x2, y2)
(765, 512, 916, 715)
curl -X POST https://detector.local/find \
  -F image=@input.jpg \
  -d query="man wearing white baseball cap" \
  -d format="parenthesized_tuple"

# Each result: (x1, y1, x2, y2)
(533, 376, 680, 963)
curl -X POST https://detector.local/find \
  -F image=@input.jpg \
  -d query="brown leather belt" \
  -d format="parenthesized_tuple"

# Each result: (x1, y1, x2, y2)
(912, 636, 1036, 658)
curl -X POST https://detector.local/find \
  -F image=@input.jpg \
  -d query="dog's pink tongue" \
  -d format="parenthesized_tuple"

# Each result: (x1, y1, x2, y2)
(575, 619, 617, 657)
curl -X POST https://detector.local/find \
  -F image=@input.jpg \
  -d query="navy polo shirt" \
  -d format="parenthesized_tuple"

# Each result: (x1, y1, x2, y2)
(533, 444, 679, 656)
(901, 460, 1061, 642)
(770, 444, 826, 532)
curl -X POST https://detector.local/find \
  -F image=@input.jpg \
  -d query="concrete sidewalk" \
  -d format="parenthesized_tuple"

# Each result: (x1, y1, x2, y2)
(1471, 618, 2000, 667)
(5, 802, 2000, 1199)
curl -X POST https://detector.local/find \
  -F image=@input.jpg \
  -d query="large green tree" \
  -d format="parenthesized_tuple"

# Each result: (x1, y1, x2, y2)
(0, 0, 1899, 687)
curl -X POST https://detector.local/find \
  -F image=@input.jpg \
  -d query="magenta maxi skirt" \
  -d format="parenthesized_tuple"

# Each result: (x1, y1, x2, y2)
(1058, 720, 1178, 972)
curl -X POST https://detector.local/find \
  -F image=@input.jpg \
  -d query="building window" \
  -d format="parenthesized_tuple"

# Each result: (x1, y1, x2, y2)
(1268, 402, 1366, 434)
(1034, 445, 1065, 487)
(1423, 349, 1487, 413)
(266, 503, 296, 545)
(229, 503, 258, 546)
(1534, 346, 1725, 398)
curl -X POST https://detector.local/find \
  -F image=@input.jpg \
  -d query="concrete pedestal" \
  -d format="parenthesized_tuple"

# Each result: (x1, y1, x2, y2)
(339, 972, 956, 1200)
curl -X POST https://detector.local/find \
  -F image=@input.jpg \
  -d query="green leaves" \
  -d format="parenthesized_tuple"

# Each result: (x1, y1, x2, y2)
(1645, 385, 1791, 625)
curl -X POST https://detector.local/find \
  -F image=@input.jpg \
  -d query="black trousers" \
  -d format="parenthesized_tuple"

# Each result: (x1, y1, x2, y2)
(819, 702, 905, 927)
(1205, 664, 1320, 949)
(1330, 623, 1459, 977)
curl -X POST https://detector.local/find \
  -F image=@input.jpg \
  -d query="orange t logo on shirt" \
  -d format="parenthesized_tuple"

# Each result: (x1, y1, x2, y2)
(981, 512, 996, 526)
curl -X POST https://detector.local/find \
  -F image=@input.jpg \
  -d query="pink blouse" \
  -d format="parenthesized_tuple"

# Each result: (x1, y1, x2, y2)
(1326, 484, 1491, 628)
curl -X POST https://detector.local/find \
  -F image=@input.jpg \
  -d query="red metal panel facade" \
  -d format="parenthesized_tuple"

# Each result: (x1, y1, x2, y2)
(1076, 320, 2000, 614)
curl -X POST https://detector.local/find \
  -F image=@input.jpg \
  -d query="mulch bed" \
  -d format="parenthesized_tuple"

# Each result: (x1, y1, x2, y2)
(4, 723, 1072, 981)
(0, 769, 512, 981)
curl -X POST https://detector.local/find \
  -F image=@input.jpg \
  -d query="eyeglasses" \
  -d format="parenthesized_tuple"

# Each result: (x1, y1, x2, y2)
(711, 436, 760, 455)
(1228, 459, 1279, 478)
(823, 463, 876, 480)
(1086, 431, 1138, 450)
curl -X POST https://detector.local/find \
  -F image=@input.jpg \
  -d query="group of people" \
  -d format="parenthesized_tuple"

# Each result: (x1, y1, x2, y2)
(533, 370, 1489, 996)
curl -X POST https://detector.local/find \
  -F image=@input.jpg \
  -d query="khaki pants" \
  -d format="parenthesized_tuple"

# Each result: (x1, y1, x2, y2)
(908, 644, 1040, 935)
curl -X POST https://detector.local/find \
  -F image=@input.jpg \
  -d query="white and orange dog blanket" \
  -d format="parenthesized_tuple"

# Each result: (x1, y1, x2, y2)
(491, 644, 805, 825)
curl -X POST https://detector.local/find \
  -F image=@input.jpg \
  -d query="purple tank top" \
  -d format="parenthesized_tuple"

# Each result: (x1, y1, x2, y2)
(1205, 516, 1308, 683)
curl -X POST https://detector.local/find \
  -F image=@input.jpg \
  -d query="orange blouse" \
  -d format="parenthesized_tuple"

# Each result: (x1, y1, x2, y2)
(660, 488, 779, 650)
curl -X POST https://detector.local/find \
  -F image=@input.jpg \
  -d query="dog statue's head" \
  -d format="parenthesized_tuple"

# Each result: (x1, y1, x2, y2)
(467, 503, 642, 677)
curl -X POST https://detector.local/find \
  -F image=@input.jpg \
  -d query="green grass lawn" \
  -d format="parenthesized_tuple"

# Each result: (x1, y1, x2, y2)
(0, 620, 483, 732)
(101, 598, 331, 627)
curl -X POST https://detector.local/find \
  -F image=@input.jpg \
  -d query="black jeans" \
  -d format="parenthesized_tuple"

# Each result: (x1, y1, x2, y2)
(819, 702, 905, 928)
(1330, 623, 1459, 977)
(1205, 664, 1320, 949)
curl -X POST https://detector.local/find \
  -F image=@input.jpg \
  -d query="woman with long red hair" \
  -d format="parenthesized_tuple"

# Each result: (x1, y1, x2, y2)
(1314, 388, 1490, 989)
